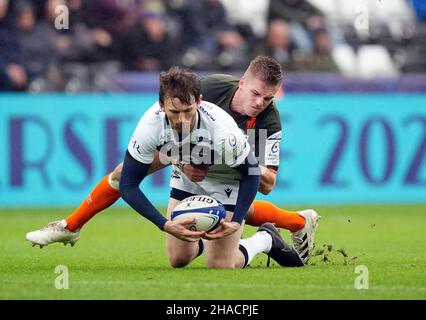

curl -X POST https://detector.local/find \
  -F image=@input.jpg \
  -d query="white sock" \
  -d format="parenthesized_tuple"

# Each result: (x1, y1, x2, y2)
(239, 231, 272, 267)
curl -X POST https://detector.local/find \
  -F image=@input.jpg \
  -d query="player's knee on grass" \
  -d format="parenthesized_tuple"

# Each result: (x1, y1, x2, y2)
(205, 244, 244, 269)
(168, 251, 195, 268)
(205, 256, 240, 269)
(205, 234, 244, 269)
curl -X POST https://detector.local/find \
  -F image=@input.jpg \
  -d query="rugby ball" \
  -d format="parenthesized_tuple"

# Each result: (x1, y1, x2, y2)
(171, 196, 226, 232)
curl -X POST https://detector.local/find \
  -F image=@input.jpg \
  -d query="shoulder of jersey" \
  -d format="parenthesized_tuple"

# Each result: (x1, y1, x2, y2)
(141, 102, 164, 122)
(199, 100, 236, 127)
(202, 74, 237, 83)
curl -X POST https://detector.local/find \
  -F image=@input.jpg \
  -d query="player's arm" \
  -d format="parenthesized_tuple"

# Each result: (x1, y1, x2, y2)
(204, 151, 260, 239)
(120, 151, 205, 242)
(232, 151, 261, 223)
(259, 165, 277, 195)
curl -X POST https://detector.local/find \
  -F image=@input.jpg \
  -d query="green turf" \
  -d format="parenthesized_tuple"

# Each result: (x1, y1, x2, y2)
(0, 205, 425, 300)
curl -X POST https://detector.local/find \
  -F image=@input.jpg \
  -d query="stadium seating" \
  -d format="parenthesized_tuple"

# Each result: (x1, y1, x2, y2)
(357, 45, 398, 78)
(332, 44, 357, 76)
(1, 0, 425, 92)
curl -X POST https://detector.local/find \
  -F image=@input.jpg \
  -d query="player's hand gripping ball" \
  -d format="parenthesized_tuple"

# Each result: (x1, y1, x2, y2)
(171, 196, 226, 232)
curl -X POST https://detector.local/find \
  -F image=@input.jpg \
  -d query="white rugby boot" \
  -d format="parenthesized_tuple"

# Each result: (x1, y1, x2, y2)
(26, 220, 80, 248)
(291, 210, 320, 263)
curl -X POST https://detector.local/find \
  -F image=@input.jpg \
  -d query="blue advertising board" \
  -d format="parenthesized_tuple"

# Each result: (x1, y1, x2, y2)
(0, 94, 425, 207)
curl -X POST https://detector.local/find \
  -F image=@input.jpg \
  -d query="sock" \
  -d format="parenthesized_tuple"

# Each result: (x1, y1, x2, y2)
(239, 231, 272, 268)
(65, 174, 121, 231)
(251, 200, 305, 232)
(196, 238, 208, 257)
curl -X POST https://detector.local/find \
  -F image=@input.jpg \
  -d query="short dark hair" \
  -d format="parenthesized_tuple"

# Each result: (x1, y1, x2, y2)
(159, 67, 201, 105)
(246, 56, 283, 86)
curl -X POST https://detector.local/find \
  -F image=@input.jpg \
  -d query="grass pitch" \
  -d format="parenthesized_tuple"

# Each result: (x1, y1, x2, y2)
(0, 205, 425, 300)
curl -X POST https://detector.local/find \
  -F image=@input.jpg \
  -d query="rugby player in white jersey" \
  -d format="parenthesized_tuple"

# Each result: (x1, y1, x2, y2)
(117, 67, 303, 268)
(27, 57, 318, 264)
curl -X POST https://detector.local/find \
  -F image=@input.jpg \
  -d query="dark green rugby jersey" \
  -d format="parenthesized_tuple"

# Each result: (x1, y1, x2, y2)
(201, 74, 282, 171)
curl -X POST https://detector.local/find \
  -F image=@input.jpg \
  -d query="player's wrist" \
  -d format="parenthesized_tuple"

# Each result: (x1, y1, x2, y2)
(230, 218, 242, 226)
(162, 220, 173, 232)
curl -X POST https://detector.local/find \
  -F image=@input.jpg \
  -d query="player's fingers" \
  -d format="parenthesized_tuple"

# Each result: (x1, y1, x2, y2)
(203, 231, 223, 240)
(193, 231, 206, 237)
(219, 219, 228, 227)
(181, 236, 200, 242)
(183, 229, 205, 237)
(179, 230, 203, 242)
(221, 221, 238, 231)
(202, 234, 215, 240)
(207, 226, 222, 235)
(187, 235, 202, 242)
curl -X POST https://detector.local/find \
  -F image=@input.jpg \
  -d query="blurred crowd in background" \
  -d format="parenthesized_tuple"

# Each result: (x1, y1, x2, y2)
(1, 0, 425, 92)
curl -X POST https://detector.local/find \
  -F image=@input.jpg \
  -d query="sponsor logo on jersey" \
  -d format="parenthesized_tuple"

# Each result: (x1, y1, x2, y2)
(265, 139, 280, 166)
(271, 141, 280, 154)
(228, 133, 237, 148)
(224, 188, 233, 198)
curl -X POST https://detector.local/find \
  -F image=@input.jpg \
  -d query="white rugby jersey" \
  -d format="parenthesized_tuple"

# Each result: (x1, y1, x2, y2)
(128, 101, 251, 177)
